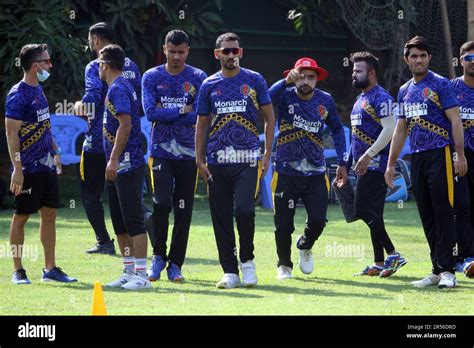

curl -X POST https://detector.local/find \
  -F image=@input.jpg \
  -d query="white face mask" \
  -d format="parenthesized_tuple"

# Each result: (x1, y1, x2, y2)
(37, 68, 50, 82)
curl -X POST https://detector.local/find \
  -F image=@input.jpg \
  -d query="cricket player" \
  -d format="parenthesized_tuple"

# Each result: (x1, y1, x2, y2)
(350, 52, 406, 278)
(386, 36, 466, 289)
(451, 40, 474, 278)
(195, 33, 275, 289)
(98, 44, 150, 290)
(269, 57, 347, 279)
(6, 44, 77, 284)
(142, 30, 207, 282)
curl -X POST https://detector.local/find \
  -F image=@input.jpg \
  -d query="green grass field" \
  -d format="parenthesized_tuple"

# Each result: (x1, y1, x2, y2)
(0, 176, 473, 316)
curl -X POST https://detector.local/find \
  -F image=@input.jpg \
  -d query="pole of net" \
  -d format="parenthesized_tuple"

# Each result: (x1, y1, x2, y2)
(440, 0, 455, 79)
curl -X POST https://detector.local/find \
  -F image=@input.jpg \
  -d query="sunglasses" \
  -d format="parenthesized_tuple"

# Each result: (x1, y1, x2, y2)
(463, 54, 474, 62)
(35, 58, 52, 64)
(217, 47, 241, 55)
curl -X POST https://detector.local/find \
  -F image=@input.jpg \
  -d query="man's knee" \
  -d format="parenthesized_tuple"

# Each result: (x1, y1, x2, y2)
(12, 214, 30, 227)
(40, 208, 56, 222)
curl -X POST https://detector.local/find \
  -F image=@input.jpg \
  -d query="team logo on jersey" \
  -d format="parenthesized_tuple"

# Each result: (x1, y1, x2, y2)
(458, 92, 464, 101)
(361, 99, 368, 109)
(211, 89, 221, 97)
(318, 105, 328, 118)
(182, 82, 196, 96)
(422, 87, 431, 98)
(240, 84, 250, 96)
(157, 84, 167, 90)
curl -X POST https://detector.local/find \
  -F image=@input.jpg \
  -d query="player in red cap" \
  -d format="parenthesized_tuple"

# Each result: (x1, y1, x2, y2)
(269, 57, 347, 279)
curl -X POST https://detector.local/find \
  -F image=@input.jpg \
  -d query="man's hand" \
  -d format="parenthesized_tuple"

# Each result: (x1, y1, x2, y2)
(261, 151, 271, 177)
(54, 154, 62, 175)
(74, 101, 86, 116)
(196, 160, 212, 182)
(384, 165, 396, 189)
(181, 104, 193, 114)
(105, 159, 119, 181)
(335, 165, 348, 188)
(10, 167, 24, 196)
(454, 152, 468, 177)
(285, 67, 304, 85)
(354, 153, 371, 176)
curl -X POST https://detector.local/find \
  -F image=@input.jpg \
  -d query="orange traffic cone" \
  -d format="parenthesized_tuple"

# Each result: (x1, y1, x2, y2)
(91, 281, 107, 315)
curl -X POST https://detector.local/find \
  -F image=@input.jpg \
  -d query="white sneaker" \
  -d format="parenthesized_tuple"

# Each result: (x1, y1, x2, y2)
(216, 273, 241, 289)
(240, 260, 258, 287)
(277, 265, 292, 280)
(120, 273, 152, 290)
(438, 271, 456, 289)
(106, 270, 134, 288)
(298, 249, 314, 274)
(411, 273, 441, 288)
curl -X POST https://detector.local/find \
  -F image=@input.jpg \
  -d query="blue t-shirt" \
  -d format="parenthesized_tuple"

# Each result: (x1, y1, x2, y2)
(197, 67, 272, 165)
(103, 76, 144, 174)
(451, 77, 474, 152)
(82, 57, 141, 153)
(350, 84, 393, 173)
(5, 81, 55, 173)
(142, 64, 207, 160)
(269, 79, 346, 176)
(397, 71, 459, 154)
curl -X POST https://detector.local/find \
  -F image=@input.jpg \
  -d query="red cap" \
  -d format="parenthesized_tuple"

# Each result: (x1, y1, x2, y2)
(283, 57, 329, 81)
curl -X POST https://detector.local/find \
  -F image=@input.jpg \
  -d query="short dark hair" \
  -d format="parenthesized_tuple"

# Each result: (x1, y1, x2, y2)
(19, 44, 48, 71)
(165, 30, 190, 46)
(350, 51, 379, 76)
(460, 41, 474, 57)
(215, 32, 240, 48)
(404, 36, 431, 57)
(89, 22, 114, 43)
(99, 44, 125, 71)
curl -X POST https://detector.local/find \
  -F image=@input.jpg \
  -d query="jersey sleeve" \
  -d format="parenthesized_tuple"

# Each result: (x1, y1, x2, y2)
(111, 87, 131, 116)
(5, 91, 26, 120)
(324, 96, 347, 165)
(82, 62, 103, 105)
(197, 81, 211, 116)
(439, 79, 459, 110)
(256, 74, 272, 106)
(374, 92, 395, 119)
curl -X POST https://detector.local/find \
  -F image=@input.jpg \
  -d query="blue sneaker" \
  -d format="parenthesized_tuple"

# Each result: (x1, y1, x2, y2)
(147, 255, 166, 281)
(455, 262, 465, 273)
(463, 257, 474, 278)
(167, 262, 185, 282)
(42, 267, 77, 283)
(12, 269, 31, 284)
(380, 253, 407, 278)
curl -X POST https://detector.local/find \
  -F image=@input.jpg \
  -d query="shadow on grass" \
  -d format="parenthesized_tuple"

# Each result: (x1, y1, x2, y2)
(185, 258, 220, 266)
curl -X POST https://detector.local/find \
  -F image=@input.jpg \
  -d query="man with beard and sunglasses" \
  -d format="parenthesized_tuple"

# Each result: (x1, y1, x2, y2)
(268, 57, 347, 280)
(386, 36, 467, 289)
(196, 32, 275, 289)
(74, 22, 143, 255)
(450, 41, 474, 278)
(349, 52, 406, 278)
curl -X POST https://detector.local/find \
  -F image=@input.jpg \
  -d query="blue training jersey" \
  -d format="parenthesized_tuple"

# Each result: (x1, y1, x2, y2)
(269, 79, 346, 176)
(350, 84, 394, 173)
(197, 67, 272, 165)
(82, 57, 141, 154)
(451, 77, 474, 152)
(5, 81, 55, 173)
(103, 75, 144, 174)
(397, 70, 459, 154)
(142, 64, 207, 160)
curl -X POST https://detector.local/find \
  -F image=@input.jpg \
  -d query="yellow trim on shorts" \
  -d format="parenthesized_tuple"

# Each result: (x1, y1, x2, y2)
(148, 157, 154, 192)
(80, 151, 85, 181)
(271, 171, 279, 214)
(445, 146, 454, 208)
(255, 160, 262, 199)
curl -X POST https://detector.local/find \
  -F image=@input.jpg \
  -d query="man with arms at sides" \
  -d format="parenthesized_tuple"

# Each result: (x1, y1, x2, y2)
(451, 40, 474, 278)
(349, 52, 406, 278)
(99, 44, 150, 290)
(6, 44, 77, 284)
(142, 30, 207, 282)
(195, 33, 275, 289)
(268, 57, 347, 280)
(74, 22, 142, 255)
(386, 36, 467, 289)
